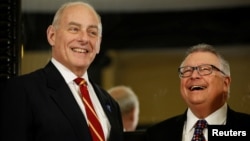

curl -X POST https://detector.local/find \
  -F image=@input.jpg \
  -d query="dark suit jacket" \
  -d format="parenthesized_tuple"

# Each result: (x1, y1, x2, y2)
(145, 107, 250, 141)
(0, 62, 124, 141)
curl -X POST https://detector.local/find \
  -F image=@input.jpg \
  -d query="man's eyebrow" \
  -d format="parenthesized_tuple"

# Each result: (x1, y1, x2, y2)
(68, 22, 98, 30)
(68, 22, 81, 27)
(88, 25, 99, 30)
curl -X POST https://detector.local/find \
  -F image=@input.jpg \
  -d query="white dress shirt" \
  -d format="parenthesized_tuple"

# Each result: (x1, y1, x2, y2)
(51, 58, 111, 140)
(182, 103, 227, 141)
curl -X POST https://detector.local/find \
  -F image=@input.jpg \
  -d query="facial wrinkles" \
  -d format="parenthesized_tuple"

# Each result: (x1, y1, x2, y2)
(181, 52, 221, 105)
(52, 28, 74, 70)
(52, 27, 68, 62)
(55, 5, 100, 75)
(69, 8, 100, 54)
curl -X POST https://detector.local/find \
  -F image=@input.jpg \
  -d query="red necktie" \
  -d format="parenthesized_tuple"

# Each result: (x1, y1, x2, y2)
(74, 78, 105, 141)
(191, 120, 207, 141)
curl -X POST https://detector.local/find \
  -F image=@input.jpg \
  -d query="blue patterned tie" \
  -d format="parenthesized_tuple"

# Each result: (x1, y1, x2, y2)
(191, 120, 207, 141)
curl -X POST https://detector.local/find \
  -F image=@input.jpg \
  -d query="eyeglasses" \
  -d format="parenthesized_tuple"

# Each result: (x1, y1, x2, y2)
(178, 64, 226, 78)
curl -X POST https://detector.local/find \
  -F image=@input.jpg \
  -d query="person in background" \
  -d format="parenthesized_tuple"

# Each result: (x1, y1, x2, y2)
(108, 85, 140, 132)
(145, 43, 250, 141)
(0, 1, 123, 141)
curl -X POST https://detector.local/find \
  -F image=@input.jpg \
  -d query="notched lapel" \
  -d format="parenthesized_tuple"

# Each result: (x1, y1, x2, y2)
(44, 62, 91, 140)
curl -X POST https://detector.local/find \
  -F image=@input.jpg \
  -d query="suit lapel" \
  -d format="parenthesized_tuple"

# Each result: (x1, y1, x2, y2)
(175, 113, 187, 141)
(90, 80, 121, 139)
(225, 106, 238, 127)
(44, 62, 92, 141)
(90, 80, 113, 120)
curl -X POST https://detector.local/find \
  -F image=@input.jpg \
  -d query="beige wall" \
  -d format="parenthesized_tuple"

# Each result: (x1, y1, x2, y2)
(21, 50, 51, 74)
(21, 45, 250, 126)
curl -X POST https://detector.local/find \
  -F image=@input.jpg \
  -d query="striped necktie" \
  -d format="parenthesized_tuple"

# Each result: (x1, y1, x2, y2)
(74, 77, 105, 141)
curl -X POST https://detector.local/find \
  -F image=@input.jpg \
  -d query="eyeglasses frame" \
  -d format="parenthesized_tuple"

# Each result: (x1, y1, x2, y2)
(178, 64, 226, 78)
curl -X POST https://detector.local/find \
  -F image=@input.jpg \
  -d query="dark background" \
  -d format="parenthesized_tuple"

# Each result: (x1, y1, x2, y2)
(23, 6, 250, 51)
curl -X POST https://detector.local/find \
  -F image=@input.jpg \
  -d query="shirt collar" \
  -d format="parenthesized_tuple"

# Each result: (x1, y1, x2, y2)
(51, 58, 89, 84)
(186, 103, 227, 132)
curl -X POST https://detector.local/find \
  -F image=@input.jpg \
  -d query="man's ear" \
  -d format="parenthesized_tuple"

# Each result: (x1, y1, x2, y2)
(129, 107, 136, 121)
(224, 76, 231, 98)
(96, 37, 102, 54)
(47, 25, 56, 46)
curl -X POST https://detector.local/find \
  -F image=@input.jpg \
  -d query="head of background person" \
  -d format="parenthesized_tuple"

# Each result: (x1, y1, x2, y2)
(46, 1, 102, 77)
(178, 43, 231, 118)
(108, 85, 140, 131)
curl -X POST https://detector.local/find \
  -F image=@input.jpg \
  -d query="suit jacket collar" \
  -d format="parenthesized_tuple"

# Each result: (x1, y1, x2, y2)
(43, 61, 122, 141)
(184, 105, 239, 127)
(44, 61, 92, 140)
(225, 106, 240, 126)
(171, 112, 187, 141)
(90, 79, 124, 140)
(90, 81, 113, 119)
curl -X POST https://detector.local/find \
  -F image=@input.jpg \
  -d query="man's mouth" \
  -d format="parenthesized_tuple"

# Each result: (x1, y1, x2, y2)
(189, 85, 206, 91)
(72, 48, 88, 53)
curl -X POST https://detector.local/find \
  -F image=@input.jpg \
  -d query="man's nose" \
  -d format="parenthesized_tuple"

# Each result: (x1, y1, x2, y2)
(191, 68, 201, 78)
(78, 30, 89, 41)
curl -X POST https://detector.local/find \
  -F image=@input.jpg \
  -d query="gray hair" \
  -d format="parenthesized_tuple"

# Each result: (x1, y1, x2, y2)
(108, 85, 139, 115)
(51, 1, 102, 36)
(180, 43, 230, 76)
(180, 43, 231, 97)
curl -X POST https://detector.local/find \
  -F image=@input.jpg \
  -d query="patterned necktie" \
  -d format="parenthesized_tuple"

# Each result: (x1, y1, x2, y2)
(74, 78, 105, 141)
(191, 119, 207, 141)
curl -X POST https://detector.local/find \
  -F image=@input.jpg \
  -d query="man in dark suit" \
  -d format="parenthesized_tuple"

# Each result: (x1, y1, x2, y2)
(145, 44, 250, 141)
(0, 1, 123, 141)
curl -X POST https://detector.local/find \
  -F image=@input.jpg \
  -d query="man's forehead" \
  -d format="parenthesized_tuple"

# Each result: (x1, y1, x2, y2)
(184, 52, 219, 64)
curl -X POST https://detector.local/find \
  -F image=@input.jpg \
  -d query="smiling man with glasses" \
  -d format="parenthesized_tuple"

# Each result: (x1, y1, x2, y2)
(145, 43, 250, 141)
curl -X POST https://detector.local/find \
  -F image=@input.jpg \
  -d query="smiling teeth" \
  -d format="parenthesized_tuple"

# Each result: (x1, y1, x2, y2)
(73, 48, 87, 53)
(190, 86, 205, 91)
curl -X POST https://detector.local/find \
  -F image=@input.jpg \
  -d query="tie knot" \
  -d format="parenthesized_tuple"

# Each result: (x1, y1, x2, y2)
(195, 120, 207, 129)
(74, 77, 87, 86)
